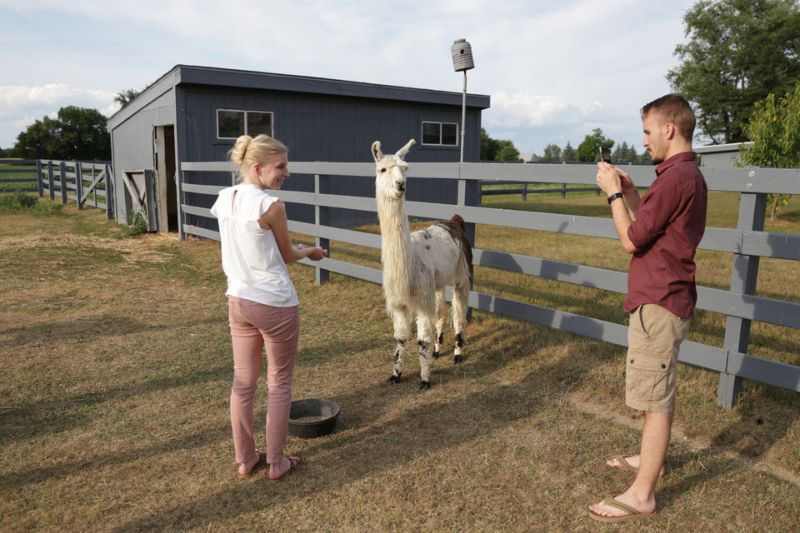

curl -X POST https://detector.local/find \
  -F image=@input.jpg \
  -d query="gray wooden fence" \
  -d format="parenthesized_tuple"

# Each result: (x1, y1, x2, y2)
(481, 180, 600, 200)
(36, 160, 114, 219)
(180, 160, 800, 408)
(0, 159, 38, 192)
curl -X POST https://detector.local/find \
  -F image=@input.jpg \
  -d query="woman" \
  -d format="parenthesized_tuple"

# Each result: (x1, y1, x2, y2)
(210, 134, 327, 479)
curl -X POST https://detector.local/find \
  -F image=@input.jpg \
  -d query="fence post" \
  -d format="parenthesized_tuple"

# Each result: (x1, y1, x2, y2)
(106, 164, 114, 220)
(560, 183, 567, 199)
(177, 168, 186, 240)
(75, 162, 84, 209)
(59, 161, 67, 205)
(458, 170, 476, 322)
(315, 173, 330, 285)
(522, 182, 528, 203)
(36, 160, 43, 197)
(47, 161, 55, 201)
(717, 191, 767, 408)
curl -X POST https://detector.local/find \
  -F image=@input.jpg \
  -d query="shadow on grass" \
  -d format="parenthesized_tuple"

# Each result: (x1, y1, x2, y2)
(0, 423, 231, 491)
(657, 392, 800, 509)
(0, 314, 220, 349)
(0, 365, 231, 446)
(111, 319, 610, 531)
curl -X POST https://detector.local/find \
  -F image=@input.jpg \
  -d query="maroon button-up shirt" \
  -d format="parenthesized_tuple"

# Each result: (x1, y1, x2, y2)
(625, 152, 707, 318)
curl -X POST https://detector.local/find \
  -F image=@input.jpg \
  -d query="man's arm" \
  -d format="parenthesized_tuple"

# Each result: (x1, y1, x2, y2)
(616, 167, 641, 220)
(596, 162, 639, 254)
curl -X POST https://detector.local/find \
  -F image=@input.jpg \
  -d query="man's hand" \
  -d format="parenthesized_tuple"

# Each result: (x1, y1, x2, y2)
(616, 167, 635, 193)
(596, 162, 621, 195)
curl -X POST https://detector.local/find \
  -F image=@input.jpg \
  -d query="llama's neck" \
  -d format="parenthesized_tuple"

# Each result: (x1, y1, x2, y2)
(377, 196, 412, 297)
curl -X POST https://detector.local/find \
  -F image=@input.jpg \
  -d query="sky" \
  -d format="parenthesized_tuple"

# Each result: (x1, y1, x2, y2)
(0, 0, 700, 157)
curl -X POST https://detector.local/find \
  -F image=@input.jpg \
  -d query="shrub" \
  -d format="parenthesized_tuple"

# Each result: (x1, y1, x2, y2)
(0, 191, 38, 210)
(124, 209, 148, 236)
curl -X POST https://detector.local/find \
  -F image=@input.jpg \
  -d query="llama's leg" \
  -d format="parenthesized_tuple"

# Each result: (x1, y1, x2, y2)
(389, 309, 411, 384)
(433, 289, 446, 359)
(451, 282, 469, 364)
(416, 311, 435, 390)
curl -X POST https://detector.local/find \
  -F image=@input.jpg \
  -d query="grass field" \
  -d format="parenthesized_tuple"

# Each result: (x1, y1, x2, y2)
(0, 161, 37, 192)
(1, 194, 798, 531)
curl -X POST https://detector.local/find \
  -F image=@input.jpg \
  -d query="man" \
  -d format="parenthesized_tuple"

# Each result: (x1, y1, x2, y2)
(589, 93, 707, 522)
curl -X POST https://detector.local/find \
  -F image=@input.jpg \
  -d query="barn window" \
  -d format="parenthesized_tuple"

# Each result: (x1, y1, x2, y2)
(247, 112, 273, 137)
(421, 121, 458, 146)
(217, 109, 274, 139)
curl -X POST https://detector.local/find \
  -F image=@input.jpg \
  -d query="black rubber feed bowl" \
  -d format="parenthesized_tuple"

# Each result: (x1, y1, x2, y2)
(288, 399, 340, 438)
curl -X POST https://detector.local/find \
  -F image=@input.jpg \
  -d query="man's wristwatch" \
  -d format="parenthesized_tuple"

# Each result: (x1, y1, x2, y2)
(607, 191, 624, 205)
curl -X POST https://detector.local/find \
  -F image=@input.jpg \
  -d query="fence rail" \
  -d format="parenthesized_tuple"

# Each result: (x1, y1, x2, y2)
(481, 180, 600, 200)
(35, 159, 114, 219)
(179, 160, 800, 408)
(0, 159, 38, 192)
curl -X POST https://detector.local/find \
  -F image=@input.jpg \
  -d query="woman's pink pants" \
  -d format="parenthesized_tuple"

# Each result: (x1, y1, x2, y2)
(227, 296, 299, 467)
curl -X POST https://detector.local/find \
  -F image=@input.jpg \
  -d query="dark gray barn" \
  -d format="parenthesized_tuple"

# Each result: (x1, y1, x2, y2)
(106, 64, 490, 234)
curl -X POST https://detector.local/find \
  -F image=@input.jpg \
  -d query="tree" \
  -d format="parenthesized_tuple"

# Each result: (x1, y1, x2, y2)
(14, 106, 111, 160)
(539, 143, 563, 163)
(577, 128, 615, 162)
(114, 88, 141, 109)
(612, 141, 640, 165)
(740, 83, 800, 220)
(480, 128, 495, 161)
(667, 0, 800, 144)
(495, 140, 520, 162)
(562, 141, 578, 163)
(480, 128, 520, 161)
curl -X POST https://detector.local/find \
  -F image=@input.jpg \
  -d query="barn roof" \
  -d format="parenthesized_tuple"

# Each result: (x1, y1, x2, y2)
(107, 64, 490, 129)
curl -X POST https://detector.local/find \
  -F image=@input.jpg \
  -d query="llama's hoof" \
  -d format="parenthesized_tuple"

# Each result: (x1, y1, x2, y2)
(419, 380, 431, 391)
(432, 350, 441, 359)
(453, 354, 464, 364)
(388, 373, 402, 384)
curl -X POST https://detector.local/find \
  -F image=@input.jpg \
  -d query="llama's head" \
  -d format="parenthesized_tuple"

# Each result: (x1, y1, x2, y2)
(372, 139, 415, 200)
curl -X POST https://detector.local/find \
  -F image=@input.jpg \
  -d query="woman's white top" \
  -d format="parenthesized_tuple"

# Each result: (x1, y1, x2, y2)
(210, 183, 299, 307)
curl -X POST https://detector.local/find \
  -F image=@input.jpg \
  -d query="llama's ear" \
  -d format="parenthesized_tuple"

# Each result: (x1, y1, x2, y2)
(371, 141, 383, 162)
(395, 138, 416, 160)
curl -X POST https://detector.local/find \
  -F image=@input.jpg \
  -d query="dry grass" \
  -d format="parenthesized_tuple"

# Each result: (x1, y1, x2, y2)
(1, 197, 799, 532)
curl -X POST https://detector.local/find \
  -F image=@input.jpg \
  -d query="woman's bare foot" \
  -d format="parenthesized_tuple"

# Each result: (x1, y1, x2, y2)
(238, 453, 266, 477)
(269, 455, 300, 481)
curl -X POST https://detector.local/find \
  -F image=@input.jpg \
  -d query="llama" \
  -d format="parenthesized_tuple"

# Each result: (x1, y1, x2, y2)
(372, 139, 473, 390)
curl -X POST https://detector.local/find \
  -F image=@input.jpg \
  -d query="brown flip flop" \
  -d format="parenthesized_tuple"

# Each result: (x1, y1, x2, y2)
(589, 497, 655, 522)
(607, 455, 664, 476)
(607, 455, 639, 472)
(269, 456, 300, 481)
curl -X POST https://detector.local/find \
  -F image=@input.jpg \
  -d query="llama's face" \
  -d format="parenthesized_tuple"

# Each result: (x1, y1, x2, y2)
(372, 139, 415, 200)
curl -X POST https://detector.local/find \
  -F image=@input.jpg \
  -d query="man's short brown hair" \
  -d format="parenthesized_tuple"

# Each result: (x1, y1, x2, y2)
(641, 93, 696, 141)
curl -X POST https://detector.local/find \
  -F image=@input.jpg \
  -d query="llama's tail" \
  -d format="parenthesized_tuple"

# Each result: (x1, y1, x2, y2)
(442, 214, 473, 288)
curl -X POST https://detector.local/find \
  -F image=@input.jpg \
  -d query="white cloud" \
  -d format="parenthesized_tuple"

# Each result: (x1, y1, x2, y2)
(0, 0, 698, 151)
(485, 91, 613, 128)
(0, 84, 118, 144)
(0, 84, 117, 119)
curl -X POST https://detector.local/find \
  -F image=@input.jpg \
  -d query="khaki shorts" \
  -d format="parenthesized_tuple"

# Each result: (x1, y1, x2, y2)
(626, 304, 690, 413)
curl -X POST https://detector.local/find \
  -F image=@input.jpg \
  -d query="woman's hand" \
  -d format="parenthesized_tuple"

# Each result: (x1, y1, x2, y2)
(306, 247, 328, 261)
(297, 244, 328, 261)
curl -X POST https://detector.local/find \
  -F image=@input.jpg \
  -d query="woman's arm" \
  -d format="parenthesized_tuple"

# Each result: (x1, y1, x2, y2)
(258, 201, 327, 263)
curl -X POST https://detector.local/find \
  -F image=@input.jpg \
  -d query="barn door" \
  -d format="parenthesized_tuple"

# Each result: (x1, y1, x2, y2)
(121, 170, 158, 232)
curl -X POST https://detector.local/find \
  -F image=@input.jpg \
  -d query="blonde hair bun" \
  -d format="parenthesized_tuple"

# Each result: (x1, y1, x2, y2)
(227, 134, 288, 181)
(229, 135, 253, 167)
